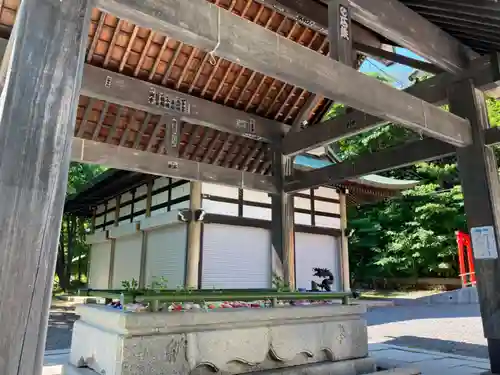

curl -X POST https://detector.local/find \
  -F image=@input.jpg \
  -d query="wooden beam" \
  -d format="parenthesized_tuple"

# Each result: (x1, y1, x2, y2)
(81, 65, 285, 143)
(347, 0, 479, 73)
(95, 0, 471, 147)
(354, 42, 444, 74)
(285, 137, 454, 192)
(163, 115, 181, 156)
(256, 0, 478, 74)
(282, 53, 500, 156)
(253, 0, 381, 48)
(0, 0, 91, 374)
(285, 126, 500, 192)
(71, 138, 277, 193)
(290, 94, 323, 132)
(283, 111, 382, 156)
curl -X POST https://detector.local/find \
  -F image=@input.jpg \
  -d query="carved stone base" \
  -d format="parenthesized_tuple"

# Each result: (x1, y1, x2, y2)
(69, 304, 370, 375)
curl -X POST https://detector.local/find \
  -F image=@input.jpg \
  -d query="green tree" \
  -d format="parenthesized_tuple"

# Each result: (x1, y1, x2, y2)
(55, 162, 104, 291)
(330, 69, 500, 285)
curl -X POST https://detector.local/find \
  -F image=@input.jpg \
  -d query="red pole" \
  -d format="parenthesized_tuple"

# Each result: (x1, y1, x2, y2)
(465, 234, 476, 285)
(456, 231, 467, 287)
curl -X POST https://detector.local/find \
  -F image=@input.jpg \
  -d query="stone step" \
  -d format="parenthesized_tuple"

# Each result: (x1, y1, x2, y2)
(55, 363, 420, 375)
(369, 368, 421, 375)
(246, 357, 376, 374)
(43, 365, 95, 375)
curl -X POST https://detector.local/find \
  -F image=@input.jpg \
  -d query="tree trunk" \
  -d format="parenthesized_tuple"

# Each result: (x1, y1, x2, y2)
(65, 215, 76, 290)
(56, 223, 68, 291)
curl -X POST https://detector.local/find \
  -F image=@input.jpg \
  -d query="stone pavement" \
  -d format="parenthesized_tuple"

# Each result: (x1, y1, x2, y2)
(371, 343, 491, 374)
(42, 344, 493, 375)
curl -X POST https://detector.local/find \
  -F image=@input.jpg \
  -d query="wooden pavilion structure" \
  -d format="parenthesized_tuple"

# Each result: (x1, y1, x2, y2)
(2, 0, 500, 374)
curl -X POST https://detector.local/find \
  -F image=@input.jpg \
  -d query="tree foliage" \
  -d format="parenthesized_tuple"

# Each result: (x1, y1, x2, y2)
(55, 162, 105, 291)
(327, 71, 500, 284)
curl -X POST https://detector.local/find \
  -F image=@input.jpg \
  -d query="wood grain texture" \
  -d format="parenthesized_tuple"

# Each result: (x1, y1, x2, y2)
(95, 0, 471, 147)
(283, 110, 382, 156)
(354, 42, 443, 74)
(451, 80, 500, 363)
(339, 191, 350, 292)
(285, 137, 456, 193)
(347, 0, 478, 73)
(282, 53, 500, 156)
(0, 1, 91, 374)
(328, 0, 354, 66)
(186, 181, 202, 288)
(71, 138, 277, 193)
(271, 148, 295, 289)
(81, 65, 285, 143)
(285, 126, 500, 193)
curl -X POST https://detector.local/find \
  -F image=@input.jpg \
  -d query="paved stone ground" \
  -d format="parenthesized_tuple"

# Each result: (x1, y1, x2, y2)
(45, 303, 488, 359)
(46, 307, 77, 351)
(367, 304, 487, 359)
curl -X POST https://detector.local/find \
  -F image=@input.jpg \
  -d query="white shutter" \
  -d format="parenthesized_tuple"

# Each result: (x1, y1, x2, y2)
(202, 224, 271, 289)
(295, 232, 340, 291)
(89, 241, 112, 289)
(145, 224, 187, 289)
(112, 234, 142, 289)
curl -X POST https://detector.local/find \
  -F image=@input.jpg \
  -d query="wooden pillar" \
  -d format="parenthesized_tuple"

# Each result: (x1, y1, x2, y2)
(0, 0, 91, 374)
(91, 207, 97, 233)
(185, 181, 202, 288)
(338, 189, 351, 292)
(139, 179, 154, 288)
(450, 79, 500, 374)
(328, 0, 353, 293)
(328, 0, 353, 66)
(108, 196, 121, 289)
(271, 149, 296, 290)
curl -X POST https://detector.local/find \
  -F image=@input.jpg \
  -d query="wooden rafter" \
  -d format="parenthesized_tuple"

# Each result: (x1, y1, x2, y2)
(95, 0, 472, 147)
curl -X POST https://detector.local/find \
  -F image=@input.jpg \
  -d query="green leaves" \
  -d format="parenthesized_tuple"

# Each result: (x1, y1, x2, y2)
(343, 72, 500, 284)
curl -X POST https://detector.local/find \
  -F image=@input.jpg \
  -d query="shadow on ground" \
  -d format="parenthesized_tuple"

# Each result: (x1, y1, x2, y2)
(382, 335, 488, 359)
(46, 308, 77, 351)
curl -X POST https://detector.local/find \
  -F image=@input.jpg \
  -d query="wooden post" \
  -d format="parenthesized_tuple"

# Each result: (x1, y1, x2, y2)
(450, 79, 500, 374)
(91, 207, 97, 233)
(108, 196, 121, 289)
(0, 0, 91, 374)
(338, 189, 351, 292)
(271, 149, 296, 290)
(328, 0, 353, 66)
(139, 179, 154, 288)
(185, 181, 202, 288)
(145, 178, 154, 217)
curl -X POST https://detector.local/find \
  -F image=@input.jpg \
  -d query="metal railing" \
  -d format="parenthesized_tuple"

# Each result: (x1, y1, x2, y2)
(80, 288, 357, 311)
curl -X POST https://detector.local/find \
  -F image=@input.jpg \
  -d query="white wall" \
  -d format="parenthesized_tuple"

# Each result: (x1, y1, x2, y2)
(145, 224, 187, 289)
(202, 224, 271, 289)
(202, 183, 341, 228)
(112, 234, 142, 288)
(88, 241, 112, 289)
(314, 187, 341, 229)
(295, 232, 341, 291)
(94, 181, 341, 232)
(89, 179, 343, 291)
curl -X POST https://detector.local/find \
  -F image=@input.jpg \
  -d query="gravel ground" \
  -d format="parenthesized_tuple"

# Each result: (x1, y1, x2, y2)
(45, 303, 488, 358)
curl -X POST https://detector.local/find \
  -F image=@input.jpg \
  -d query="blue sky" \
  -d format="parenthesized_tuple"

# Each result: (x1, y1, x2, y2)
(359, 48, 427, 89)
